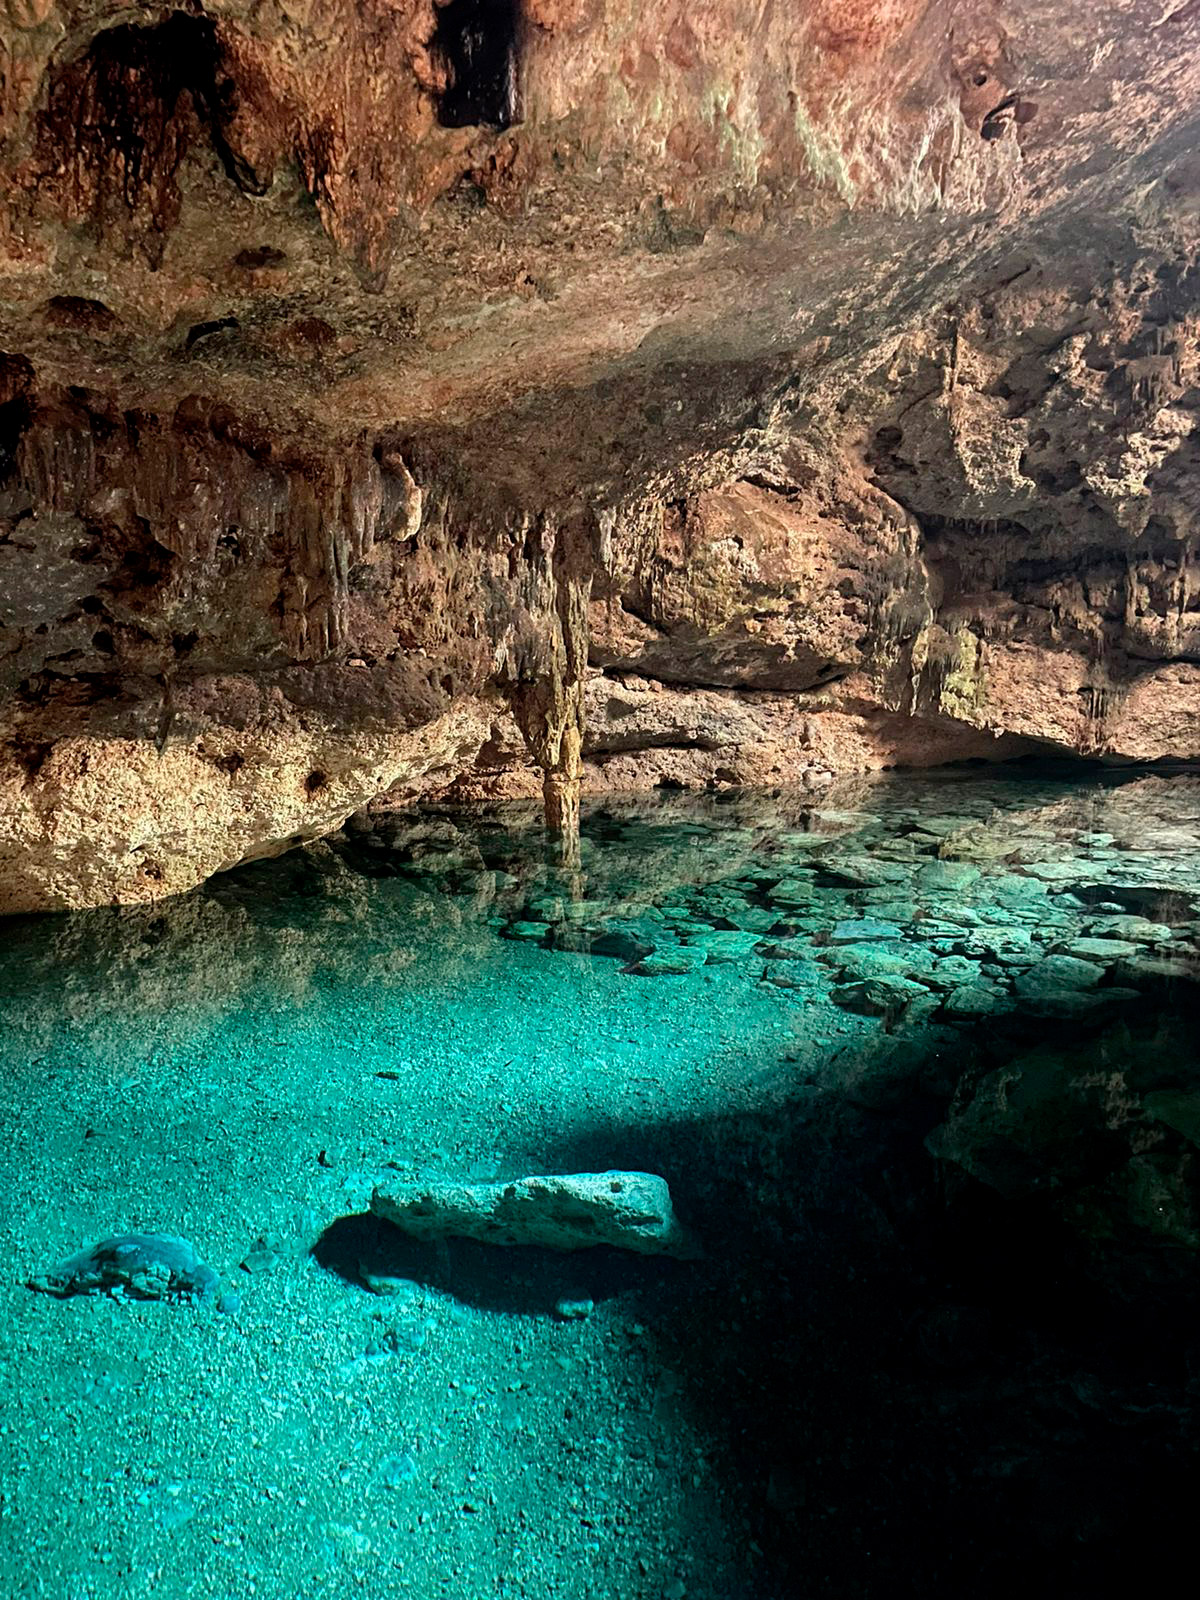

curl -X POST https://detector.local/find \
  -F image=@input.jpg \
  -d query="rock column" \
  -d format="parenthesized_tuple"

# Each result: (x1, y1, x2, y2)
(503, 513, 594, 863)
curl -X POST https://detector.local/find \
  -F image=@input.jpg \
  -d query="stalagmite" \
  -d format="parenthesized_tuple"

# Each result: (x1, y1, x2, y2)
(503, 514, 594, 863)
(509, 677, 586, 867)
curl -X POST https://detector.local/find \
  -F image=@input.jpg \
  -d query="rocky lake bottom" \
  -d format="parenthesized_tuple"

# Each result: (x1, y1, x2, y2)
(1, 764, 1199, 1599)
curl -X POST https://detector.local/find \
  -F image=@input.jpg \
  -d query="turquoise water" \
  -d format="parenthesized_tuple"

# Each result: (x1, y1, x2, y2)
(1, 768, 1199, 1598)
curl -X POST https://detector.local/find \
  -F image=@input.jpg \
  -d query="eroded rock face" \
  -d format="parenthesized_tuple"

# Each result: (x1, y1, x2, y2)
(1, 1, 1199, 909)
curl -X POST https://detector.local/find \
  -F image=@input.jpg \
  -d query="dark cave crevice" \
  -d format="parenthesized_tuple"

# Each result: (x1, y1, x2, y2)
(432, 0, 520, 130)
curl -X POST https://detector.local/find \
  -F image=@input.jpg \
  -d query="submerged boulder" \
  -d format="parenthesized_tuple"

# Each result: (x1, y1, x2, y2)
(1014, 954, 1105, 996)
(824, 941, 933, 981)
(632, 947, 707, 976)
(830, 974, 931, 1015)
(683, 930, 763, 964)
(28, 1233, 219, 1300)
(829, 918, 905, 945)
(371, 1171, 698, 1258)
(941, 984, 1001, 1019)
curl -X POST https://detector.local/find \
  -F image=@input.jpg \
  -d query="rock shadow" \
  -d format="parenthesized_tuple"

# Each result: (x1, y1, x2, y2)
(312, 1208, 683, 1317)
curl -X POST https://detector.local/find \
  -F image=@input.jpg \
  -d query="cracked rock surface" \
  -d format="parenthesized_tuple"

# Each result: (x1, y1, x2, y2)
(2, 0, 1199, 909)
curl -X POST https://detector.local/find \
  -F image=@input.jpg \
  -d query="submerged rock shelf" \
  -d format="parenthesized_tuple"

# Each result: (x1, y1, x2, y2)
(360, 769, 1200, 1029)
(1, 767, 1198, 1599)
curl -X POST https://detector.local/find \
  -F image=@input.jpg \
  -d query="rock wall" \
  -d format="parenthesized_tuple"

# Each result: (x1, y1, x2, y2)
(1, 1, 1199, 909)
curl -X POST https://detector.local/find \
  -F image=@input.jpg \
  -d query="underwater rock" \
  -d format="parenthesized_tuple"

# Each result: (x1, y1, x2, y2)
(1016, 862, 1089, 885)
(1088, 916, 1173, 943)
(822, 859, 911, 889)
(554, 1298, 594, 1320)
(240, 1238, 281, 1274)
(724, 907, 779, 933)
(926, 1020, 1200, 1267)
(1144, 1091, 1200, 1149)
(823, 942, 930, 981)
(763, 961, 820, 991)
(904, 992, 944, 1025)
(924, 956, 984, 990)
(28, 1233, 218, 1300)
(684, 930, 763, 964)
(1113, 953, 1200, 991)
(914, 861, 981, 893)
(757, 938, 814, 961)
(957, 926, 1037, 960)
(380, 1452, 419, 1487)
(1056, 936, 1140, 963)
(550, 921, 658, 962)
(829, 919, 904, 945)
(358, 1262, 422, 1297)
(632, 948, 707, 976)
(767, 878, 816, 908)
(942, 984, 1000, 1019)
(1013, 955, 1104, 996)
(830, 975, 931, 1016)
(371, 1171, 698, 1258)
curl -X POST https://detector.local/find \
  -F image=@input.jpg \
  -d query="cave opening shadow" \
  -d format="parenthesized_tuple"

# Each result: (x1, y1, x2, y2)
(617, 997, 1200, 1600)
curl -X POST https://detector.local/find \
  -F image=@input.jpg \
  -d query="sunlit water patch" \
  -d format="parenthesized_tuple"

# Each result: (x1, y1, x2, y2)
(1, 767, 1199, 1598)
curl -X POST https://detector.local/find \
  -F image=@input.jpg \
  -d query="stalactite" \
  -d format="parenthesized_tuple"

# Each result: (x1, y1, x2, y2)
(501, 511, 595, 858)
(1, 392, 436, 674)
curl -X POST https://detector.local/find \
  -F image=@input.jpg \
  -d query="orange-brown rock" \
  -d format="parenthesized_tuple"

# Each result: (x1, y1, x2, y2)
(1, 1, 1199, 909)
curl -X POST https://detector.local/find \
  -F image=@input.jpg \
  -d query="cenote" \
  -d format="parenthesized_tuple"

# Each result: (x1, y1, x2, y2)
(3, 5, 1200, 1595)
(2, 765, 1199, 1598)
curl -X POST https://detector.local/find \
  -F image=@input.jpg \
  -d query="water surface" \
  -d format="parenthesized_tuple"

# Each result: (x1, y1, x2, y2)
(2, 767, 1198, 1598)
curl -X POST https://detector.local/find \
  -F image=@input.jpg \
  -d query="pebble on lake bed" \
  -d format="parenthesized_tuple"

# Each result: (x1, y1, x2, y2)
(554, 1298, 594, 1320)
(358, 1263, 421, 1297)
(240, 1239, 281, 1274)
(380, 1452, 419, 1487)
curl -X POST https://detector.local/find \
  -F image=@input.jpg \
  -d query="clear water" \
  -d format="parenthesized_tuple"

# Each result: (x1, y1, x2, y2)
(1, 767, 1198, 1599)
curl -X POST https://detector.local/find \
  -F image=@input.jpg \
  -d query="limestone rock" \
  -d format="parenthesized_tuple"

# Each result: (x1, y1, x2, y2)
(370, 1172, 698, 1258)
(829, 919, 904, 945)
(942, 985, 1000, 1019)
(684, 930, 763, 964)
(824, 943, 927, 981)
(1144, 1091, 1200, 1149)
(830, 975, 931, 1016)
(28, 1233, 218, 1300)
(1014, 955, 1105, 997)
(632, 947, 707, 976)
(1114, 954, 1200, 990)
(1089, 916, 1173, 944)
(1056, 936, 1140, 964)
(1, 0, 1200, 907)
(763, 961, 821, 992)
(926, 1023, 1200, 1269)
